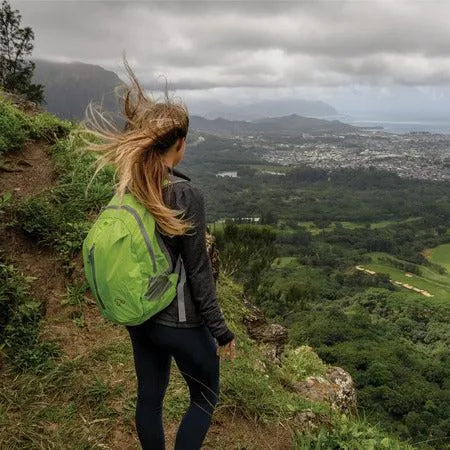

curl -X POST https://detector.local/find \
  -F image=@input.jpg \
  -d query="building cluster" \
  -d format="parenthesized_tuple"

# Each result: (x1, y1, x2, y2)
(232, 131, 450, 182)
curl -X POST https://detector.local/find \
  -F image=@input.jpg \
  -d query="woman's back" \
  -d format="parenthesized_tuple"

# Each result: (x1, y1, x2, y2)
(152, 167, 234, 346)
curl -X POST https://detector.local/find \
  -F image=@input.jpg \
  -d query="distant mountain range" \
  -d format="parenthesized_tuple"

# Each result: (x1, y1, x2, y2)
(190, 114, 357, 136)
(32, 60, 352, 134)
(188, 99, 338, 120)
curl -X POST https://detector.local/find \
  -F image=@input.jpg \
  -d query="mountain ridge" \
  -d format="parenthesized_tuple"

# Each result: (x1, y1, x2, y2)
(32, 60, 340, 126)
(190, 112, 357, 135)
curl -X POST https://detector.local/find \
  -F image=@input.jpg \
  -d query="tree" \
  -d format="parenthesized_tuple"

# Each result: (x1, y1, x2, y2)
(0, 1, 44, 102)
(261, 209, 277, 225)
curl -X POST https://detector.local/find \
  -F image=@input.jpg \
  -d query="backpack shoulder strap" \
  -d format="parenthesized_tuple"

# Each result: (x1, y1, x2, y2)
(163, 173, 190, 188)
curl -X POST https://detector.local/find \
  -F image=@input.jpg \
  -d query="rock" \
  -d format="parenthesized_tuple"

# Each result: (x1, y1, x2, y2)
(193, 232, 358, 416)
(1, 92, 41, 115)
(205, 227, 220, 282)
(253, 358, 267, 372)
(292, 409, 331, 432)
(242, 299, 288, 363)
(293, 366, 357, 416)
(324, 367, 358, 415)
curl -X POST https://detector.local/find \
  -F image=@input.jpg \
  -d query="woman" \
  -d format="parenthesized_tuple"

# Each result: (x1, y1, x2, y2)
(84, 58, 236, 450)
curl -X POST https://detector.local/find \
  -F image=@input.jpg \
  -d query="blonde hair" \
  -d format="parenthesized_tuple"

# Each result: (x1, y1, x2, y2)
(81, 56, 193, 237)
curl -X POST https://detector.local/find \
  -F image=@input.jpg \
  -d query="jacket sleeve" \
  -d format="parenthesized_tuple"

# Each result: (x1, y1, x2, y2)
(175, 184, 235, 346)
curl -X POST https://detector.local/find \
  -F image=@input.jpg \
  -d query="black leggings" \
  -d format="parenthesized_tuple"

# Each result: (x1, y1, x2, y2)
(126, 321, 220, 450)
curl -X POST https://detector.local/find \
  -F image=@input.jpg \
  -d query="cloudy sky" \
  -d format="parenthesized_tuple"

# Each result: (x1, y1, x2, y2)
(13, 0, 450, 119)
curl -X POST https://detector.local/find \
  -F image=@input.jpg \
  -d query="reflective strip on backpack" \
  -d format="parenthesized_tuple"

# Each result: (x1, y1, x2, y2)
(175, 256, 187, 322)
(102, 205, 157, 273)
(155, 231, 174, 273)
(87, 244, 106, 310)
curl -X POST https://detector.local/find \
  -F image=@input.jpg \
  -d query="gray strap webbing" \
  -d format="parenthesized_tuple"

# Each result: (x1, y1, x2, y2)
(176, 256, 187, 322)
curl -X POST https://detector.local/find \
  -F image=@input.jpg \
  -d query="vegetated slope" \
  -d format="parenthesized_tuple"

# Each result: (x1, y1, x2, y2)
(362, 252, 450, 304)
(426, 243, 450, 273)
(0, 95, 413, 449)
(209, 178, 449, 446)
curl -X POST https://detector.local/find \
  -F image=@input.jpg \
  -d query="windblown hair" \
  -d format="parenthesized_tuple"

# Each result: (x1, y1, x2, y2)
(82, 56, 193, 237)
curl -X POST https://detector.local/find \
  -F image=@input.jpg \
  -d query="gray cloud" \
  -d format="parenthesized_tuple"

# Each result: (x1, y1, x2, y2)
(12, 0, 450, 91)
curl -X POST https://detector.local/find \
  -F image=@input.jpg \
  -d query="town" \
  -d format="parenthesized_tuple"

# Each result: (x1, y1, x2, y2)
(231, 130, 450, 182)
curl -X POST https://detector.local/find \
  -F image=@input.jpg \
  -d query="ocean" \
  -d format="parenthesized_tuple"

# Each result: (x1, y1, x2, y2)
(348, 120, 450, 135)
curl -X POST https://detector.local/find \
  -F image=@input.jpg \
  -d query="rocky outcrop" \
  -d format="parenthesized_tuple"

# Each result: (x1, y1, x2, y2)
(239, 295, 357, 414)
(294, 366, 358, 416)
(210, 232, 357, 416)
(242, 298, 288, 363)
(0, 91, 41, 116)
(205, 227, 220, 282)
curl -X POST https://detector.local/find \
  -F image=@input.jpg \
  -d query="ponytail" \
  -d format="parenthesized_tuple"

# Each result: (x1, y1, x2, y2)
(81, 55, 193, 236)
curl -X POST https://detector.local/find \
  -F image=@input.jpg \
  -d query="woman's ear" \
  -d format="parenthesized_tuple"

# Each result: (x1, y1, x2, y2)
(176, 137, 186, 152)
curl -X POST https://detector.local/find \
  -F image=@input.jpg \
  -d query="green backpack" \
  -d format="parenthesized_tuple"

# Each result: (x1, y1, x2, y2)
(82, 178, 185, 326)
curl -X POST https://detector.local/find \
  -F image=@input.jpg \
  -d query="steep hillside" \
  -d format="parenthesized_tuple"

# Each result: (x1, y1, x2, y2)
(33, 60, 122, 120)
(0, 94, 413, 449)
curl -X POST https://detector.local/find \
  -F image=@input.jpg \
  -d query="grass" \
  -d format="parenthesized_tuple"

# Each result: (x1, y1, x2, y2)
(272, 256, 300, 269)
(362, 252, 450, 306)
(0, 97, 30, 152)
(297, 218, 422, 235)
(0, 349, 137, 449)
(293, 414, 415, 450)
(0, 94, 72, 153)
(0, 260, 60, 374)
(426, 243, 450, 273)
(0, 273, 333, 449)
(370, 217, 422, 229)
(14, 130, 115, 271)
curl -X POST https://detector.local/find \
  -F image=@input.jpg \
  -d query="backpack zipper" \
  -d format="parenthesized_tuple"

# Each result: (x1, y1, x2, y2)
(102, 205, 157, 273)
(88, 245, 106, 310)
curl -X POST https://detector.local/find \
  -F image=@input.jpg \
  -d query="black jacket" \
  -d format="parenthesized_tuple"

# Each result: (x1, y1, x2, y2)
(149, 167, 235, 346)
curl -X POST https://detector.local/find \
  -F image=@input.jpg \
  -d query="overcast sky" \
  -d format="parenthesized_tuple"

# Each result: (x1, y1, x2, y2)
(13, 0, 450, 118)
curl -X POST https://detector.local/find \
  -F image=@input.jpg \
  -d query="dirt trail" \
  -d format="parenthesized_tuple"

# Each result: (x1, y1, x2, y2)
(0, 140, 68, 309)
(0, 139, 126, 359)
(0, 140, 56, 200)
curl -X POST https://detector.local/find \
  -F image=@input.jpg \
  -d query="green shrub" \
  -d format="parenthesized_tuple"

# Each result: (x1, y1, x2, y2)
(0, 260, 60, 373)
(4, 312, 60, 373)
(16, 194, 91, 269)
(293, 414, 415, 450)
(15, 195, 60, 243)
(0, 262, 31, 340)
(29, 112, 72, 143)
(0, 192, 12, 215)
(49, 131, 115, 211)
(274, 346, 327, 389)
(220, 355, 320, 422)
(0, 99, 30, 153)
